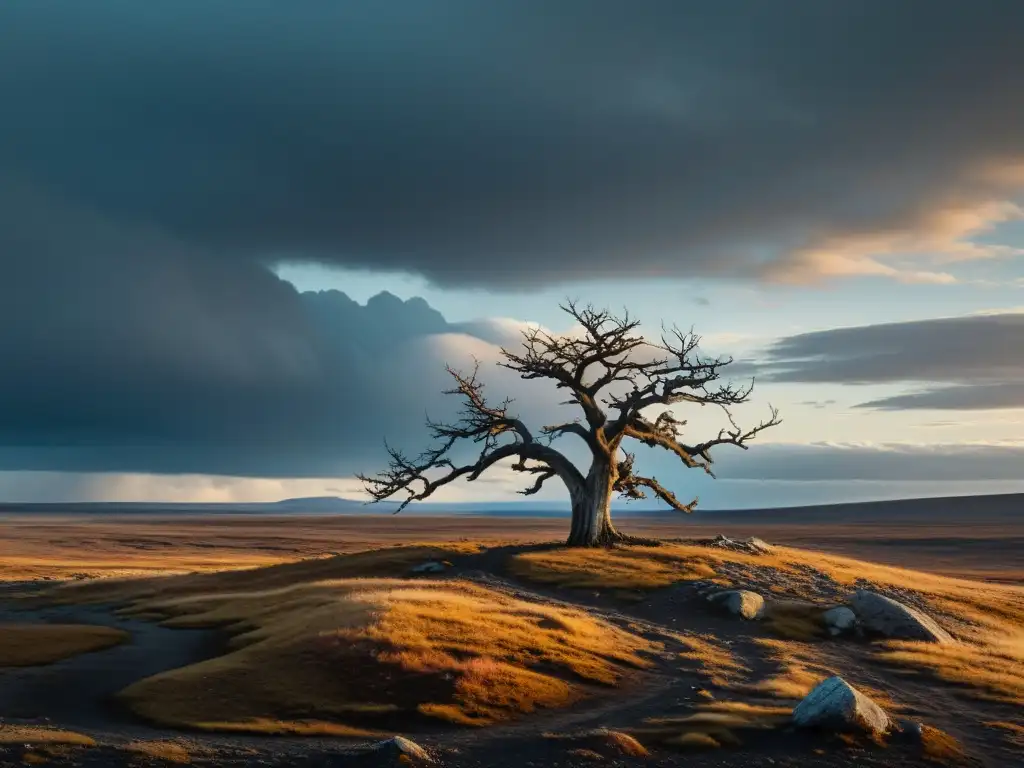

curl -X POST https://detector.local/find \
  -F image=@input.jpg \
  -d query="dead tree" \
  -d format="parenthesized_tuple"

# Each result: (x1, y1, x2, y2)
(359, 302, 780, 546)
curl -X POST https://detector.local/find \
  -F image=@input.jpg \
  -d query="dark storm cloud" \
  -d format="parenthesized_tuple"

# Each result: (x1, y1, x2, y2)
(750, 313, 1024, 409)
(2, 2, 1024, 477)
(0, 182, 561, 475)
(2, 2, 1023, 287)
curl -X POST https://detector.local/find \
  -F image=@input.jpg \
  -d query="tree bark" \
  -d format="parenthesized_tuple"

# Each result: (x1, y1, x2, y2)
(566, 457, 622, 547)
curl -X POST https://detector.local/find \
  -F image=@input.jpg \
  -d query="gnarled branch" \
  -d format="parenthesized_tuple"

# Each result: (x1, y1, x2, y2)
(613, 452, 698, 513)
(358, 363, 584, 512)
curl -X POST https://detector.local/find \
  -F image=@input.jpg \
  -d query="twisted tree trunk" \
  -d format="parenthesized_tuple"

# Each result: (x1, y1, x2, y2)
(566, 457, 622, 546)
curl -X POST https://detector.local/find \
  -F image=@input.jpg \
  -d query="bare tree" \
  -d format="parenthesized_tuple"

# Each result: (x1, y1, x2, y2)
(359, 302, 780, 546)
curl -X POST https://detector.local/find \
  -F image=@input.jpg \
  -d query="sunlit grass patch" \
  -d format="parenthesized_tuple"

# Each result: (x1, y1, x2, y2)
(543, 728, 650, 757)
(49, 544, 482, 607)
(112, 574, 657, 733)
(0, 726, 95, 747)
(877, 637, 1024, 705)
(675, 631, 747, 686)
(508, 544, 721, 590)
(0, 623, 127, 666)
(747, 638, 829, 701)
(919, 725, 968, 764)
(121, 740, 196, 764)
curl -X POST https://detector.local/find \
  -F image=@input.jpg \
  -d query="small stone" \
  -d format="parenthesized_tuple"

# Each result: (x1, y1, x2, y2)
(792, 676, 891, 736)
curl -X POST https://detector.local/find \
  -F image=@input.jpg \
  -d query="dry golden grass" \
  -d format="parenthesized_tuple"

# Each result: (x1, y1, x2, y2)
(919, 725, 968, 764)
(780, 548, 1024, 708)
(0, 726, 95, 747)
(665, 731, 722, 749)
(544, 729, 650, 758)
(747, 638, 829, 701)
(675, 631, 747, 686)
(121, 740, 193, 764)
(985, 720, 1024, 747)
(0, 623, 127, 666)
(745, 638, 901, 712)
(49, 544, 480, 606)
(74, 552, 658, 733)
(877, 639, 1024, 706)
(38, 539, 1024, 735)
(630, 700, 790, 751)
(508, 544, 722, 590)
(512, 543, 1024, 707)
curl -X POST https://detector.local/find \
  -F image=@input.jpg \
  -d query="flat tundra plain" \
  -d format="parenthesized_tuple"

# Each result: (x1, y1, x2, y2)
(0, 496, 1021, 768)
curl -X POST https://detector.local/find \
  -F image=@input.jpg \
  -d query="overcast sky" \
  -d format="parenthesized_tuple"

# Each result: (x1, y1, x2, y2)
(2, 2, 1024, 508)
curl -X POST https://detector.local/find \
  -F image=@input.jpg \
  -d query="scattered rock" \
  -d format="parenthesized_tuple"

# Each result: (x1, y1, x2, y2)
(410, 561, 447, 574)
(791, 676, 891, 736)
(707, 589, 765, 620)
(849, 590, 953, 643)
(823, 606, 858, 636)
(706, 534, 774, 555)
(365, 736, 432, 763)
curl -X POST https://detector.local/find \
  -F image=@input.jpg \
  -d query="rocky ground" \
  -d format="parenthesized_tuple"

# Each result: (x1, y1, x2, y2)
(0, 537, 1021, 768)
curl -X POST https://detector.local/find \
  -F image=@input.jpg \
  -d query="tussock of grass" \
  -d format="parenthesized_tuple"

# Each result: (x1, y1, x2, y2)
(187, 720, 381, 737)
(121, 740, 194, 764)
(747, 639, 828, 700)
(509, 545, 720, 590)
(675, 631, 747, 686)
(631, 700, 788, 751)
(0, 726, 95, 746)
(0, 624, 127, 666)
(878, 638, 1024, 705)
(665, 731, 722, 749)
(920, 725, 968, 764)
(544, 729, 649, 757)
(110, 572, 656, 733)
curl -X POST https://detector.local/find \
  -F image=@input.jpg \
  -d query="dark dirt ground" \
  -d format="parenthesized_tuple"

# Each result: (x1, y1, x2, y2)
(1, 511, 1022, 768)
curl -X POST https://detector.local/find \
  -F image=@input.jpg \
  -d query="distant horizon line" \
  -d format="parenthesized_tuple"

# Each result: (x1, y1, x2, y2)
(1, 489, 1023, 515)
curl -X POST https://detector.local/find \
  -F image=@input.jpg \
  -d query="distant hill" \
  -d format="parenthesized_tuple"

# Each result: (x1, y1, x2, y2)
(0, 492, 1022, 522)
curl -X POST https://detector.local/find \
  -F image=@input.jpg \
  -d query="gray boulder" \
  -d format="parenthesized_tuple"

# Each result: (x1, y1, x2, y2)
(849, 590, 953, 643)
(792, 676, 891, 736)
(410, 561, 447, 574)
(823, 606, 858, 636)
(708, 589, 765, 620)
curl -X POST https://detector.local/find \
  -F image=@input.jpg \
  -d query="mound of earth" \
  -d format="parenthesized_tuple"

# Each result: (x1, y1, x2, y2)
(0, 623, 128, 666)
(112, 576, 658, 733)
